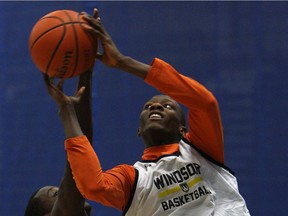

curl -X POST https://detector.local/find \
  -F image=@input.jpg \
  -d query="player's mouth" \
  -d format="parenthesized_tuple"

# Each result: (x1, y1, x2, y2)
(149, 112, 163, 119)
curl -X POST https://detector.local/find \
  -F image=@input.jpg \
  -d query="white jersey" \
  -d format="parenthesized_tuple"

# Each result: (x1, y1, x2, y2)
(124, 139, 250, 216)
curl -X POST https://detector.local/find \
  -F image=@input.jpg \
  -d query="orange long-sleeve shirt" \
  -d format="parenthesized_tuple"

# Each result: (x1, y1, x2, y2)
(65, 58, 224, 211)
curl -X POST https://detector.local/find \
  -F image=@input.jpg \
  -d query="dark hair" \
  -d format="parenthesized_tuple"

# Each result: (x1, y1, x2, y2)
(24, 189, 49, 216)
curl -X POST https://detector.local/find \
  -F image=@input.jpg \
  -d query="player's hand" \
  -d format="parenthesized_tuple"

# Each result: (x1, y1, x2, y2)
(43, 74, 85, 109)
(81, 8, 124, 68)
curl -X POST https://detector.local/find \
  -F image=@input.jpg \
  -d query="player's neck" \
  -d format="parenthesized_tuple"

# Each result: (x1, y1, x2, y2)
(142, 130, 181, 149)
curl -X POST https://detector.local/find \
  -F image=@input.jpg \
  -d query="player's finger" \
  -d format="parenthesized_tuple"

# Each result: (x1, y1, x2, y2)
(96, 52, 104, 61)
(42, 74, 55, 95)
(57, 79, 64, 91)
(75, 86, 86, 97)
(93, 8, 98, 19)
(43, 74, 53, 85)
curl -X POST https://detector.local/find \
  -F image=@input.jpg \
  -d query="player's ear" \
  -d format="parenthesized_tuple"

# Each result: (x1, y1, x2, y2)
(137, 128, 141, 137)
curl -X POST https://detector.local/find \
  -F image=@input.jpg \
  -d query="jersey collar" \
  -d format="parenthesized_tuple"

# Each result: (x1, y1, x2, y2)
(142, 143, 179, 161)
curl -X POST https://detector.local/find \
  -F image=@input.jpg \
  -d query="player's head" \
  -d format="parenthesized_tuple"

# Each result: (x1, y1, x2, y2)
(24, 186, 92, 216)
(138, 95, 186, 147)
(24, 186, 57, 216)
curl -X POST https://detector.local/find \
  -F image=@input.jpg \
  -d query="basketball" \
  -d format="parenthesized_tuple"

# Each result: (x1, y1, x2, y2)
(29, 10, 97, 78)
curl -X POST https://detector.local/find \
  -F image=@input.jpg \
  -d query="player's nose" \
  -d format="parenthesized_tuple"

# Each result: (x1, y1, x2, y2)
(149, 103, 164, 111)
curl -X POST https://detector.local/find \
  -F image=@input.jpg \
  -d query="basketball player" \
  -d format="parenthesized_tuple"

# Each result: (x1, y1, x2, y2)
(25, 70, 93, 216)
(44, 8, 250, 215)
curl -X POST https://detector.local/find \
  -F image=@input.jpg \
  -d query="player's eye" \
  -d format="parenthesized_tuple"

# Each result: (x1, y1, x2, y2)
(164, 104, 173, 109)
(144, 104, 152, 109)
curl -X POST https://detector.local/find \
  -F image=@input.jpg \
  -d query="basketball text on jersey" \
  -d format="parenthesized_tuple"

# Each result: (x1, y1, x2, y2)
(153, 162, 211, 211)
(161, 185, 211, 210)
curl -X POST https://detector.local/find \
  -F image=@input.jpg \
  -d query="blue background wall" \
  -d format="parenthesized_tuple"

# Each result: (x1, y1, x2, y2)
(0, 1, 287, 215)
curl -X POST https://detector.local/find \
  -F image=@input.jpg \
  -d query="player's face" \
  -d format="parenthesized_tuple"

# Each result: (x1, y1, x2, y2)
(139, 95, 184, 143)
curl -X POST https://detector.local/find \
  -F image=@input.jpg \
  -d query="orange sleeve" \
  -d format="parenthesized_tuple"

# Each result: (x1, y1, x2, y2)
(145, 58, 224, 164)
(64, 136, 136, 210)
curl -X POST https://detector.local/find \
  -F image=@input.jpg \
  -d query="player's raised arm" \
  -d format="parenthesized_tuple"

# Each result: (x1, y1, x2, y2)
(44, 73, 88, 216)
(53, 70, 93, 216)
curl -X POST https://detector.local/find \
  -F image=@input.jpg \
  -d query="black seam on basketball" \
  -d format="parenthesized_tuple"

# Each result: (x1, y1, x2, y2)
(30, 16, 86, 50)
(45, 19, 67, 76)
(64, 10, 79, 78)
(30, 17, 64, 50)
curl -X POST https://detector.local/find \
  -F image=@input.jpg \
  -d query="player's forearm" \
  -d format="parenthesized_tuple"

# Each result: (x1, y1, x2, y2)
(59, 104, 84, 139)
(114, 55, 151, 79)
(75, 70, 93, 143)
